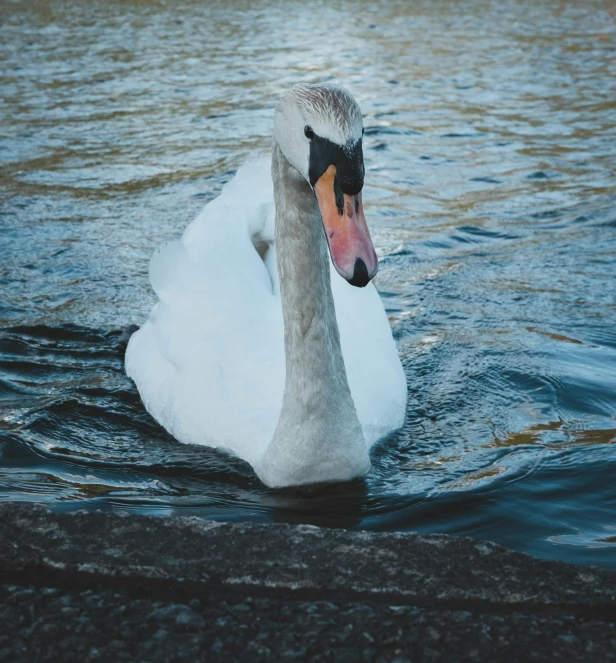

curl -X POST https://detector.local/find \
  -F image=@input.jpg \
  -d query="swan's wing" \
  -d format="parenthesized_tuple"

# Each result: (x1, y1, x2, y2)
(126, 157, 285, 465)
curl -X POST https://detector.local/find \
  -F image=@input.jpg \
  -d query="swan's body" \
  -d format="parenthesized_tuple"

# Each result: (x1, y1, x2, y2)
(126, 84, 407, 487)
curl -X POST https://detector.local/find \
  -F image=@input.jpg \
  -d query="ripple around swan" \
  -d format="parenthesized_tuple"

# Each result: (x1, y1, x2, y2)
(0, 323, 615, 566)
(1, 0, 616, 566)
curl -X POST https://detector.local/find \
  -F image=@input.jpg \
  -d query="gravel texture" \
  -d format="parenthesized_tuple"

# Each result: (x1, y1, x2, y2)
(1, 504, 615, 662)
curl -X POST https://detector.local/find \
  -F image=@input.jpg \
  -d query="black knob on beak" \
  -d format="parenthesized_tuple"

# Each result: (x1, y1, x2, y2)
(348, 258, 370, 288)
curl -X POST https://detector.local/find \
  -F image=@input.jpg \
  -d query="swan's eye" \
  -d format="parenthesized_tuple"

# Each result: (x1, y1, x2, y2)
(304, 126, 315, 140)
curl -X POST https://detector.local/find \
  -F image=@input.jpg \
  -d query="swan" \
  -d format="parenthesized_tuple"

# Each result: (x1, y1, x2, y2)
(125, 83, 407, 488)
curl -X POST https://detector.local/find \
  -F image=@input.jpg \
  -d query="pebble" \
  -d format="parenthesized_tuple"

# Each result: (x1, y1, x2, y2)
(40, 623, 59, 637)
(175, 608, 205, 631)
(232, 603, 251, 613)
(40, 588, 58, 596)
(424, 626, 440, 642)
(56, 594, 73, 607)
(7, 590, 35, 605)
(332, 647, 361, 662)
(149, 604, 183, 622)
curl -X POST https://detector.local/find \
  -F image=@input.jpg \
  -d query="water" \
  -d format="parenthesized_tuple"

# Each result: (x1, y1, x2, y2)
(1, 0, 615, 567)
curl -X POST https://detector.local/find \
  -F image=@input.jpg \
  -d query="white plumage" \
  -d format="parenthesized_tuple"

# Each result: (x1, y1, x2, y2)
(126, 158, 406, 467)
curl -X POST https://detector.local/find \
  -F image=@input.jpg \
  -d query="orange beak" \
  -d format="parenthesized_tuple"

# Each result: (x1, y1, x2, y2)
(313, 165, 378, 287)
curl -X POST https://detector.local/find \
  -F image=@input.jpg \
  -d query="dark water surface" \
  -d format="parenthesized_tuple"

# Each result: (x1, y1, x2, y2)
(1, 0, 616, 567)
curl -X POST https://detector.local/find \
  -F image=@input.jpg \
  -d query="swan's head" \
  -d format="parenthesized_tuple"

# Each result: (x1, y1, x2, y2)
(274, 83, 377, 287)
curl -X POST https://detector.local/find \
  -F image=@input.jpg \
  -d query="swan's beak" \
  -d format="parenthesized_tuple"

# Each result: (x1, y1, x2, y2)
(313, 165, 378, 288)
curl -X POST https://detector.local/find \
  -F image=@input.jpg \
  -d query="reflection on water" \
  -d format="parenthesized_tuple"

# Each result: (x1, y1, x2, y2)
(1, 0, 615, 566)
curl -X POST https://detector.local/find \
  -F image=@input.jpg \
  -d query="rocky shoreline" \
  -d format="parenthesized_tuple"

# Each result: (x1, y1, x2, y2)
(1, 504, 615, 662)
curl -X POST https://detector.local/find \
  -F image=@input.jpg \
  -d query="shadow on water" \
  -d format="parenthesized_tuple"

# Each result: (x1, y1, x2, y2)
(1, 0, 616, 566)
(265, 481, 369, 529)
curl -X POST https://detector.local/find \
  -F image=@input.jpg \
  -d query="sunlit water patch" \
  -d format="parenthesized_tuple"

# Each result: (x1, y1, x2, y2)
(1, 0, 615, 567)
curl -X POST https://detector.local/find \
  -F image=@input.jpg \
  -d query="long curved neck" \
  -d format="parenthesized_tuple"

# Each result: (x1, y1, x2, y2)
(272, 143, 348, 399)
(255, 144, 368, 488)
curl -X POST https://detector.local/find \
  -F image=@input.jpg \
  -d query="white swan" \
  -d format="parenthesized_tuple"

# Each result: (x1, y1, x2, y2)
(126, 83, 407, 487)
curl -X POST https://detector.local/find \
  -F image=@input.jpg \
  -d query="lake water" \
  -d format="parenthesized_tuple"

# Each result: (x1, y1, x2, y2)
(1, 0, 615, 567)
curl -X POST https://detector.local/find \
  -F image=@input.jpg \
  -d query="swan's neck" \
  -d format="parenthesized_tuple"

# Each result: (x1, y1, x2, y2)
(255, 144, 369, 488)
(273, 144, 346, 402)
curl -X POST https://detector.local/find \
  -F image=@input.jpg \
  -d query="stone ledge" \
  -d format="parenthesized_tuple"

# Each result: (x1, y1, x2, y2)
(1, 503, 615, 662)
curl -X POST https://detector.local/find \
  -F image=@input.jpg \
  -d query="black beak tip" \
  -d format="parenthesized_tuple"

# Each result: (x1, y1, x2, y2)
(348, 258, 370, 288)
